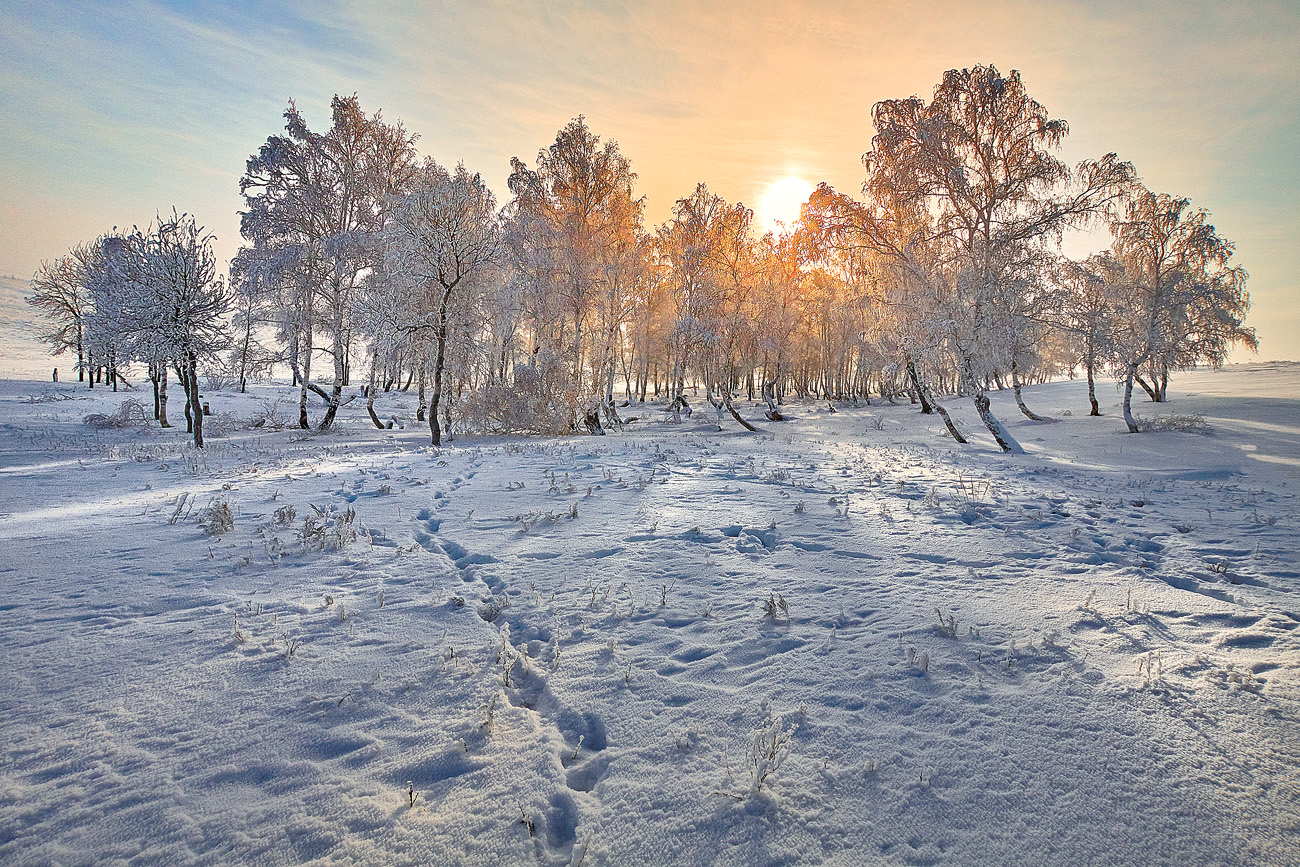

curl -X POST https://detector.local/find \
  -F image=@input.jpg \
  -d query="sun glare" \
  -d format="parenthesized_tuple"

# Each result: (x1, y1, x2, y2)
(757, 176, 815, 233)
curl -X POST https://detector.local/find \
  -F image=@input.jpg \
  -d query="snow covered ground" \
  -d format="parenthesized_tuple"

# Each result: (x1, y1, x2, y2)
(0, 367, 1296, 866)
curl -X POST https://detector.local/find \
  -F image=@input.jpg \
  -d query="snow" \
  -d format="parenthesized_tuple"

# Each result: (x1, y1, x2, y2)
(0, 275, 51, 380)
(0, 367, 1297, 866)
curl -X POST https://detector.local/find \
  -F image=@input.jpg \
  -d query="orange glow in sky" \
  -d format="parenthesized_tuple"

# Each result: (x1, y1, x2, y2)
(0, 2, 1296, 359)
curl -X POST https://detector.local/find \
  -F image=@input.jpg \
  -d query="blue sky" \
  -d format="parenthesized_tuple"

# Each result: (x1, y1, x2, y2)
(2, 0, 1296, 360)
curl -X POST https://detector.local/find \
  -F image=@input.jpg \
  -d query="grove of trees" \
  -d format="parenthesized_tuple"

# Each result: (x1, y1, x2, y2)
(28, 67, 1256, 449)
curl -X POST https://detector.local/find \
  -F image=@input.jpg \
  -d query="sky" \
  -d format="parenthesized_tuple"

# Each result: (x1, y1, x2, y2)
(1, 0, 1297, 361)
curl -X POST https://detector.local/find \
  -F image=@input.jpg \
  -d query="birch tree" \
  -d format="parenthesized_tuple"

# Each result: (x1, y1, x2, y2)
(658, 183, 758, 431)
(384, 160, 501, 446)
(1108, 187, 1255, 431)
(27, 247, 93, 383)
(239, 95, 417, 429)
(867, 65, 1132, 452)
(124, 212, 230, 447)
(507, 118, 645, 429)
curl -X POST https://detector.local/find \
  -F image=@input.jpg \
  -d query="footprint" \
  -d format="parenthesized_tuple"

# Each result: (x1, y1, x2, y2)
(545, 791, 579, 850)
(554, 708, 607, 752)
(672, 646, 717, 663)
(1217, 632, 1276, 650)
(397, 751, 484, 787)
(564, 753, 611, 793)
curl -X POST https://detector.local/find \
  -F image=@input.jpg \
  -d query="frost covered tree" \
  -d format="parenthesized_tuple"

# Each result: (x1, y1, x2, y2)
(227, 255, 281, 393)
(382, 159, 501, 445)
(1107, 187, 1255, 431)
(804, 182, 969, 441)
(507, 117, 646, 429)
(865, 65, 1132, 452)
(239, 95, 418, 429)
(1047, 255, 1122, 416)
(121, 212, 231, 447)
(82, 233, 138, 392)
(657, 183, 759, 430)
(751, 230, 808, 419)
(27, 246, 95, 382)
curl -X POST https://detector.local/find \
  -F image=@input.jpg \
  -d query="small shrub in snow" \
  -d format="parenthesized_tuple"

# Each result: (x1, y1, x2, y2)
(1134, 413, 1211, 434)
(746, 715, 792, 798)
(202, 411, 240, 438)
(23, 390, 76, 404)
(198, 499, 234, 535)
(479, 594, 509, 623)
(481, 694, 499, 733)
(202, 366, 237, 391)
(248, 398, 289, 430)
(84, 398, 151, 430)
(659, 580, 675, 606)
(273, 504, 296, 527)
(298, 505, 359, 552)
(761, 592, 790, 621)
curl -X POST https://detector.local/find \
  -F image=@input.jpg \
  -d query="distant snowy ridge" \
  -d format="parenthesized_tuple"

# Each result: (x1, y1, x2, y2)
(0, 273, 58, 378)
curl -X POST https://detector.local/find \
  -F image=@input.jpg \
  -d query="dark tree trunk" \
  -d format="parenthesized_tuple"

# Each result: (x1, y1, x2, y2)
(1011, 360, 1046, 421)
(151, 362, 162, 420)
(416, 361, 427, 422)
(906, 356, 934, 414)
(1135, 374, 1158, 403)
(1086, 362, 1100, 416)
(186, 356, 204, 448)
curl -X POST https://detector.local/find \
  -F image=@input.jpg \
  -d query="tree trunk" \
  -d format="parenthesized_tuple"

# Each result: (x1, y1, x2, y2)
(931, 398, 966, 443)
(236, 309, 253, 394)
(1011, 360, 1046, 421)
(1122, 363, 1140, 433)
(428, 289, 453, 446)
(318, 331, 347, 430)
(158, 365, 170, 428)
(1085, 364, 1100, 416)
(151, 362, 162, 420)
(187, 356, 204, 448)
(601, 327, 622, 427)
(723, 391, 756, 431)
(906, 356, 934, 414)
(705, 379, 726, 431)
(298, 327, 313, 429)
(416, 361, 427, 422)
(365, 349, 384, 429)
(962, 357, 1023, 453)
(1135, 373, 1158, 403)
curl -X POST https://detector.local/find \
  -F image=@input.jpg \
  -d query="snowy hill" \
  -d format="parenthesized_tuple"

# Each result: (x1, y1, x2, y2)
(0, 273, 52, 380)
(0, 371, 1296, 865)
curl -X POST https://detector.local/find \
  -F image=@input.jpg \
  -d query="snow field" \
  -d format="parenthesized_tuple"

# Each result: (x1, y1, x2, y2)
(0, 366, 1297, 865)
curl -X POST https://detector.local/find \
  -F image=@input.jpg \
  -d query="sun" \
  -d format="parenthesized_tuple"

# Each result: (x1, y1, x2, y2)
(756, 176, 815, 233)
